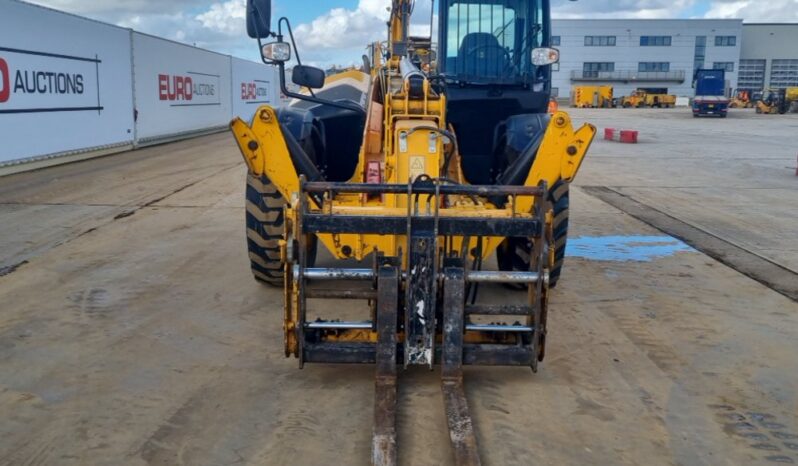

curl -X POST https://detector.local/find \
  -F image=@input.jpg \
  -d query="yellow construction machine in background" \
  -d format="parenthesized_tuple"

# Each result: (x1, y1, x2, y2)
(571, 85, 613, 108)
(756, 88, 798, 114)
(729, 89, 753, 108)
(620, 89, 677, 108)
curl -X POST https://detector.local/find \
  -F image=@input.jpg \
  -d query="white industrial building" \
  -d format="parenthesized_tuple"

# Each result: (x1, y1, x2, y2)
(739, 24, 798, 91)
(551, 19, 744, 99)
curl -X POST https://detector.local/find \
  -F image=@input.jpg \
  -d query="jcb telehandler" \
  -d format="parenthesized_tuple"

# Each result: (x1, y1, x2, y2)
(231, 1, 595, 464)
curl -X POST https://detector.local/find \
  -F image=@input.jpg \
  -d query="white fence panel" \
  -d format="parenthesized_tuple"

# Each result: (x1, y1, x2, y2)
(132, 32, 232, 143)
(231, 57, 279, 123)
(0, 1, 134, 165)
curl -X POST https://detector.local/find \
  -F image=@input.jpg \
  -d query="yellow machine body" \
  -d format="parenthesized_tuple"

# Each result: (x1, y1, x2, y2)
(621, 90, 676, 108)
(571, 85, 613, 108)
(233, 1, 598, 463)
(232, 105, 594, 263)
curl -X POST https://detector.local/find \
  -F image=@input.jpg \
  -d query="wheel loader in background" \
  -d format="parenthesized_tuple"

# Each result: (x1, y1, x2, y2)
(231, 0, 596, 464)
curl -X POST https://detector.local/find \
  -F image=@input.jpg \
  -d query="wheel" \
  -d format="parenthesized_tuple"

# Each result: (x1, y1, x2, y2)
(245, 130, 321, 286)
(246, 173, 286, 286)
(497, 180, 569, 288)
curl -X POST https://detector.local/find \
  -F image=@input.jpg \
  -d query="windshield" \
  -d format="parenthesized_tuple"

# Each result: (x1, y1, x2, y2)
(440, 0, 547, 84)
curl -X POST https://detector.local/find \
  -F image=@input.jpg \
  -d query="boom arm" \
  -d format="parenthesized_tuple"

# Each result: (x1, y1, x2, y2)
(389, 0, 415, 59)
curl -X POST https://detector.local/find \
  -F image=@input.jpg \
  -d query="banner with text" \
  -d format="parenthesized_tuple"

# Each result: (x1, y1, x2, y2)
(132, 33, 232, 142)
(0, 2, 134, 163)
(231, 57, 279, 123)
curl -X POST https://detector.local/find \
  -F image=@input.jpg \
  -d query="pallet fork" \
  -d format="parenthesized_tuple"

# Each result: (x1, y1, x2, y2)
(289, 178, 552, 465)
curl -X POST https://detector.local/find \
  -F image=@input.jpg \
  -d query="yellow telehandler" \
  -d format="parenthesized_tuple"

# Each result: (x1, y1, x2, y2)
(231, 1, 595, 464)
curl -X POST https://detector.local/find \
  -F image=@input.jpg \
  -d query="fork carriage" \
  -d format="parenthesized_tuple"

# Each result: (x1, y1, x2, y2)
(287, 177, 553, 371)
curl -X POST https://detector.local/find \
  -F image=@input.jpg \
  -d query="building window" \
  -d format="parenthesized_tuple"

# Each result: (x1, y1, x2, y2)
(551, 87, 559, 98)
(639, 62, 670, 72)
(739, 59, 766, 90)
(585, 35, 616, 46)
(713, 62, 735, 72)
(771, 59, 798, 88)
(583, 62, 614, 78)
(552, 62, 560, 72)
(714, 36, 736, 47)
(640, 36, 671, 46)
(551, 36, 561, 46)
(694, 36, 706, 70)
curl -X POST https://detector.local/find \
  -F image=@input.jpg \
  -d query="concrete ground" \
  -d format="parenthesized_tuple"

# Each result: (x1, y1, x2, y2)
(0, 108, 797, 465)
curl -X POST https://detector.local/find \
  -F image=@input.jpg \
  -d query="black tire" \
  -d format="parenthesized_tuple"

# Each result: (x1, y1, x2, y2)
(548, 181, 570, 286)
(497, 180, 569, 288)
(246, 173, 286, 286)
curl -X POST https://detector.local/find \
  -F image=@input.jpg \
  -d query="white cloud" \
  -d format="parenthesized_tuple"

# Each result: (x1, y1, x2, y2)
(704, 0, 798, 21)
(196, 0, 246, 36)
(551, 0, 697, 19)
(289, 0, 437, 66)
(293, 0, 390, 50)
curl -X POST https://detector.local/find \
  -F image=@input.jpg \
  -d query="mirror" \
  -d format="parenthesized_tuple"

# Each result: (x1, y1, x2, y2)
(246, 0, 271, 38)
(292, 65, 326, 90)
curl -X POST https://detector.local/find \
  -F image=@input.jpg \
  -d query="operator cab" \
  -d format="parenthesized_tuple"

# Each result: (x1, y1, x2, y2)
(437, 0, 556, 184)
(441, 0, 549, 85)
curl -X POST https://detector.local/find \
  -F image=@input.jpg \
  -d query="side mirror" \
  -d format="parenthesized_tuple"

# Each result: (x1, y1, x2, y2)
(246, 0, 271, 38)
(292, 65, 326, 90)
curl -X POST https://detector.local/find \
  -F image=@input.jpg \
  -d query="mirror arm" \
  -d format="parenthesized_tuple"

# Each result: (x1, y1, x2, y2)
(278, 18, 316, 98)
(262, 16, 365, 116)
(275, 62, 366, 115)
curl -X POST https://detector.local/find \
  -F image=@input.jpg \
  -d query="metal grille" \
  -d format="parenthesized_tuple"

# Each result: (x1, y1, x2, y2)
(738, 59, 765, 90)
(771, 59, 798, 88)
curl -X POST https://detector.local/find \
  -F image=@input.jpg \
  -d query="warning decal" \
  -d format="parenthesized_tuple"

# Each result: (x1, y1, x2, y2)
(409, 156, 425, 181)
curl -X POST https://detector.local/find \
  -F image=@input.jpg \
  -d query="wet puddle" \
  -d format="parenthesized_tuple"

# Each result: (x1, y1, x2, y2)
(567, 235, 694, 262)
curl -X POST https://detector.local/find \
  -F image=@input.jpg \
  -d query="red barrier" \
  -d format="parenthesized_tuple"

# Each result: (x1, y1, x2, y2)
(604, 128, 638, 143)
(620, 130, 638, 143)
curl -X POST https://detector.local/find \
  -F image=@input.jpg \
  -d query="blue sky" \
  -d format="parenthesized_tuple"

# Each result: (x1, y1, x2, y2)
(25, 0, 798, 66)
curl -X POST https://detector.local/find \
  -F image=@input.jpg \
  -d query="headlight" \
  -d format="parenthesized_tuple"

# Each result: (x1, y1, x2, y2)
(531, 47, 559, 66)
(261, 42, 291, 62)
